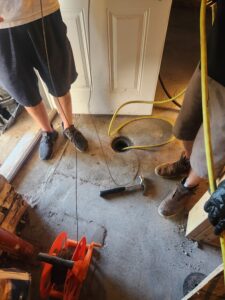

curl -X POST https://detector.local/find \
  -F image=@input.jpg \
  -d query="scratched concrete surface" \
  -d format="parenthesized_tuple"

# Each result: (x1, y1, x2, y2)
(12, 110, 221, 300)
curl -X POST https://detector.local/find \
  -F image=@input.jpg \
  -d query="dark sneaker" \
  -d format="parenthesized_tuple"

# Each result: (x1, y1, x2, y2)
(155, 152, 191, 179)
(158, 178, 197, 218)
(39, 130, 58, 160)
(63, 125, 88, 152)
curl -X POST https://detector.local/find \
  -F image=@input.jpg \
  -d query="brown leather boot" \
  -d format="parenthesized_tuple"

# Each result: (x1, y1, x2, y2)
(158, 178, 197, 218)
(155, 152, 191, 179)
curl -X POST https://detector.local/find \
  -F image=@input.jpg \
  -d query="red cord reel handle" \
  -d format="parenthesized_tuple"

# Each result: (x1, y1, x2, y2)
(40, 232, 101, 300)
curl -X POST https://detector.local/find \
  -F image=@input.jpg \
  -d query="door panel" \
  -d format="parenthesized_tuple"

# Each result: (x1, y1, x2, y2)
(59, 0, 172, 115)
(59, 0, 91, 113)
(108, 10, 148, 93)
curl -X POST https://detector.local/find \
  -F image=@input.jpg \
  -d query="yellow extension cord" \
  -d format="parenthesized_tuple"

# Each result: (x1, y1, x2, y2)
(108, 0, 225, 280)
(200, 0, 225, 282)
(108, 89, 186, 150)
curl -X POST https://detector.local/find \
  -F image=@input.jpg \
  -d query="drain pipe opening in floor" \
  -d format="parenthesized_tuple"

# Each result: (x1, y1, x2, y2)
(111, 136, 133, 153)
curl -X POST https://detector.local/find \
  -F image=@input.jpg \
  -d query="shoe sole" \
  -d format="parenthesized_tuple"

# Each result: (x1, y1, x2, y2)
(158, 207, 177, 219)
(74, 146, 86, 153)
(63, 135, 88, 153)
(154, 163, 188, 179)
(157, 206, 184, 219)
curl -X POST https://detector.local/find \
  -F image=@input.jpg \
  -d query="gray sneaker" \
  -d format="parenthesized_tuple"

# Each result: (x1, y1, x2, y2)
(39, 130, 58, 160)
(63, 125, 88, 152)
(155, 152, 191, 179)
(158, 178, 197, 218)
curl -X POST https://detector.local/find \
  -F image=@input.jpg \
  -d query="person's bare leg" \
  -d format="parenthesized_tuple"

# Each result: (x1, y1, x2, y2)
(183, 141, 201, 187)
(55, 91, 88, 152)
(55, 91, 73, 129)
(184, 169, 201, 187)
(25, 101, 53, 132)
(183, 140, 194, 159)
(25, 101, 58, 160)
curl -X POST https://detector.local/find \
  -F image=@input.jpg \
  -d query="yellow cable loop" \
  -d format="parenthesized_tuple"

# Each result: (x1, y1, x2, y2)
(200, 0, 225, 282)
(108, 0, 216, 152)
(108, 89, 186, 150)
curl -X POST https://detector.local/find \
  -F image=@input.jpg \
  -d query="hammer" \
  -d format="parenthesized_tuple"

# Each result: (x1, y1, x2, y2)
(100, 176, 147, 198)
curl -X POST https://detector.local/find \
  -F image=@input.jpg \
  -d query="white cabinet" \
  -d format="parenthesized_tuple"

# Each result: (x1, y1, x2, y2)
(59, 0, 172, 115)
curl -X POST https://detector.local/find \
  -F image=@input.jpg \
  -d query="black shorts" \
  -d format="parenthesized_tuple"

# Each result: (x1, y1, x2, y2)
(0, 10, 77, 107)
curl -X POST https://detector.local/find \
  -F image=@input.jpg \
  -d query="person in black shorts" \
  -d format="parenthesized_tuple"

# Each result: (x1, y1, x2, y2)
(0, 1, 88, 160)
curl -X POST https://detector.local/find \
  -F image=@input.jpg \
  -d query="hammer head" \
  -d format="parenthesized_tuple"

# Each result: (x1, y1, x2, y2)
(138, 175, 148, 195)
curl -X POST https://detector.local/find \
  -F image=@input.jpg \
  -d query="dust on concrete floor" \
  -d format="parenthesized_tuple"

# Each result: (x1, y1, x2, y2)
(12, 113, 221, 300)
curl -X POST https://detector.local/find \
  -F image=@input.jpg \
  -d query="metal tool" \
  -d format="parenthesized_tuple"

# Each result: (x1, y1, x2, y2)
(100, 175, 147, 198)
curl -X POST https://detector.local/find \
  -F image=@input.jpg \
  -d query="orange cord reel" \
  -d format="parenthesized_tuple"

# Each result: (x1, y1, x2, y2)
(39, 232, 101, 300)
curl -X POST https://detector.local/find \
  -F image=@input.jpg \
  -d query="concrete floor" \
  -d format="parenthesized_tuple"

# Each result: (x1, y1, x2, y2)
(14, 114, 221, 300)
(9, 3, 222, 300)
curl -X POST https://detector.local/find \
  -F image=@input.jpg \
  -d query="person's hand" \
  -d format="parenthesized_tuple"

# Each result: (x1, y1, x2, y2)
(204, 180, 225, 235)
(0, 17, 4, 23)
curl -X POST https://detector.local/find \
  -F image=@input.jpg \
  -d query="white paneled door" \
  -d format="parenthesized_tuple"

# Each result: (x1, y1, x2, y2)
(59, 0, 172, 115)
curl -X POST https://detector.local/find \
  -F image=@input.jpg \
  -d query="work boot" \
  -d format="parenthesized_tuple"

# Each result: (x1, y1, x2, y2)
(63, 124, 88, 152)
(158, 178, 197, 218)
(155, 152, 191, 179)
(39, 129, 58, 160)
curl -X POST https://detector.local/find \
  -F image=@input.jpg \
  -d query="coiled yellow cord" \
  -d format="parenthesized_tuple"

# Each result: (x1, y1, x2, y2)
(108, 89, 186, 150)
(108, 1, 217, 153)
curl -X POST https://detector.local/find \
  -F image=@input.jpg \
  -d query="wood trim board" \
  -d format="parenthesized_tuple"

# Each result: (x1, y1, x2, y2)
(0, 109, 57, 183)
(185, 175, 225, 247)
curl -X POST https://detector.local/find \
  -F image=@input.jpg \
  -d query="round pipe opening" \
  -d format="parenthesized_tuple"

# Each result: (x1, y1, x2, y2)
(111, 136, 133, 152)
